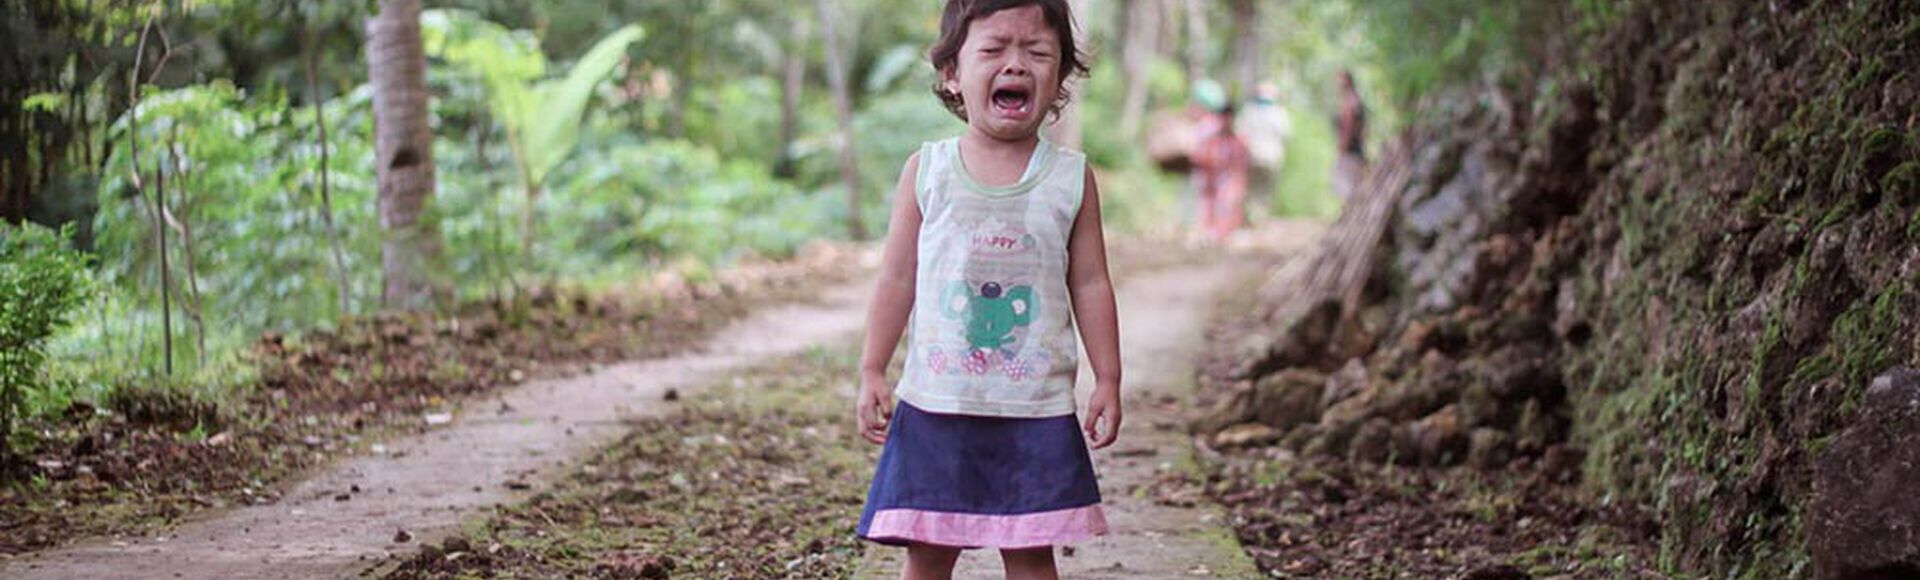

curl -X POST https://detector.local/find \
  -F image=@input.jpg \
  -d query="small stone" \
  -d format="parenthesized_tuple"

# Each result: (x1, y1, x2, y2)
(1211, 423, 1283, 449)
(393, 529, 413, 543)
(1468, 428, 1513, 469)
(1811, 367, 1920, 579)
(1406, 404, 1467, 464)
(1348, 418, 1394, 463)
(663, 388, 681, 402)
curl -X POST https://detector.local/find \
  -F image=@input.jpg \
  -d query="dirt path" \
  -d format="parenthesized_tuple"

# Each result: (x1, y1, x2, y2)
(1, 277, 876, 580)
(857, 248, 1289, 579)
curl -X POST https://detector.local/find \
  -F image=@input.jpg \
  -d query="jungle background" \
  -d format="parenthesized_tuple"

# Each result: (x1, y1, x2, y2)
(2, 0, 1917, 578)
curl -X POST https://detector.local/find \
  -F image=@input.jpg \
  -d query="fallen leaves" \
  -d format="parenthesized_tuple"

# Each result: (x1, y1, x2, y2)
(381, 350, 874, 579)
(4, 253, 855, 556)
(1203, 453, 1661, 578)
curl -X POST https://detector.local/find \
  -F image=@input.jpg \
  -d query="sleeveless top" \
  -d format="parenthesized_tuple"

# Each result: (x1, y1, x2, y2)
(895, 137, 1086, 418)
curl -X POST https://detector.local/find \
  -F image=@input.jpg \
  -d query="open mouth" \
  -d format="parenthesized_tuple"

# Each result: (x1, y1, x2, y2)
(991, 86, 1034, 117)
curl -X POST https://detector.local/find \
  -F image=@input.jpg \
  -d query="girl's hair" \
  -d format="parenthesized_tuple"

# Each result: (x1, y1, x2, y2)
(929, 0, 1090, 122)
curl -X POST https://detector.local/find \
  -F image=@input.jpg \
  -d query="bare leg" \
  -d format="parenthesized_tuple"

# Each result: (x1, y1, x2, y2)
(903, 543, 962, 580)
(1000, 546, 1059, 580)
(1196, 173, 1221, 240)
(1215, 167, 1249, 240)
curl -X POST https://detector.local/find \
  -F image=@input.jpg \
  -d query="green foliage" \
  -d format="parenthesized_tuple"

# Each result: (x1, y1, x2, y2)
(542, 139, 835, 281)
(423, 9, 645, 192)
(680, 76, 791, 169)
(0, 224, 93, 458)
(1271, 107, 1341, 218)
(1352, 0, 1565, 110)
(95, 82, 380, 335)
(846, 87, 965, 232)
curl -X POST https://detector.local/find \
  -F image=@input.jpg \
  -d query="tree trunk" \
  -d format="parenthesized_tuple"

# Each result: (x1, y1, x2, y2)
(129, 14, 173, 377)
(774, 16, 811, 179)
(164, 130, 208, 366)
(666, 70, 688, 139)
(367, 0, 443, 311)
(1183, 0, 1209, 84)
(1231, 0, 1261, 95)
(1047, 0, 1089, 149)
(305, 16, 353, 317)
(815, 0, 866, 240)
(149, 158, 173, 377)
(1118, 0, 1159, 138)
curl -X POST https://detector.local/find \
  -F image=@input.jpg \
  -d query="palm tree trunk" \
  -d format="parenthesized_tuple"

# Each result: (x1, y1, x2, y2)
(815, 0, 865, 240)
(367, 0, 443, 311)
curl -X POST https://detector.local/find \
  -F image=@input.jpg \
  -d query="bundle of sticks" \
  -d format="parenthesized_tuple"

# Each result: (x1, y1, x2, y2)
(1257, 139, 1414, 327)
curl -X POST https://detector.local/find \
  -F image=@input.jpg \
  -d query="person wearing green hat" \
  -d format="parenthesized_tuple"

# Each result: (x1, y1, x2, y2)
(1187, 78, 1250, 242)
(1191, 78, 1228, 112)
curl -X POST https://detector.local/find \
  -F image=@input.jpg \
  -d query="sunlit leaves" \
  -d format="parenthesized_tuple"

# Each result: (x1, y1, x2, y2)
(422, 9, 644, 191)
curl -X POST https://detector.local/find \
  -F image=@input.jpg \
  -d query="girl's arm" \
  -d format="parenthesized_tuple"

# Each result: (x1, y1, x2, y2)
(855, 152, 924, 445)
(1067, 168, 1123, 449)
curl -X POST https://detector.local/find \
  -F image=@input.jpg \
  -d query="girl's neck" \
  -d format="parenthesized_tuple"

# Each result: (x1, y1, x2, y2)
(958, 129, 1042, 188)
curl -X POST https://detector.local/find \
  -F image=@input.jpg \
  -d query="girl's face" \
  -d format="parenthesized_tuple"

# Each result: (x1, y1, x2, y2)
(942, 6, 1061, 141)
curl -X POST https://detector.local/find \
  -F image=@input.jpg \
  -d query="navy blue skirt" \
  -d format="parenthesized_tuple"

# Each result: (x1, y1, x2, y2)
(856, 402, 1107, 549)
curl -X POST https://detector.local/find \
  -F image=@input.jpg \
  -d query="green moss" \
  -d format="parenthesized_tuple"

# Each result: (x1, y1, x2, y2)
(1789, 353, 1837, 385)
(1883, 162, 1920, 195)
(1860, 127, 1904, 157)
(1830, 283, 1907, 392)
(1813, 198, 1857, 230)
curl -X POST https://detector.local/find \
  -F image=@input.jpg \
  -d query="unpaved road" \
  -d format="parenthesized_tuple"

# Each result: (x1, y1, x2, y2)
(2, 279, 875, 580)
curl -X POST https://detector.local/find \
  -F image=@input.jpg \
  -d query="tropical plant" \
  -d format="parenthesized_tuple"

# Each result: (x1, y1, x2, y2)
(0, 224, 92, 462)
(421, 8, 645, 256)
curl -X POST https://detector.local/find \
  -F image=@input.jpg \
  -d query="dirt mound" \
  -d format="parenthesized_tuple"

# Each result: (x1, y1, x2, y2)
(1203, 0, 1918, 575)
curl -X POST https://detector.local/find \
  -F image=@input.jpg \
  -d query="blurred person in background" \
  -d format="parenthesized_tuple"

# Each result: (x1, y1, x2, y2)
(1332, 69, 1368, 201)
(1236, 81, 1293, 218)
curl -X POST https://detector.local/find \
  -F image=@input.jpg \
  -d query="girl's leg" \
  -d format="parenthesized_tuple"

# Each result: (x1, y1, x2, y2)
(902, 543, 962, 580)
(999, 546, 1059, 580)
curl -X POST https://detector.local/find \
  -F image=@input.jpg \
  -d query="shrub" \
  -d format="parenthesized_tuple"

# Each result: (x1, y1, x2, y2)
(0, 223, 93, 462)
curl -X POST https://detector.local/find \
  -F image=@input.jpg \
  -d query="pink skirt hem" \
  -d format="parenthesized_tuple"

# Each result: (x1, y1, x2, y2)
(862, 505, 1109, 549)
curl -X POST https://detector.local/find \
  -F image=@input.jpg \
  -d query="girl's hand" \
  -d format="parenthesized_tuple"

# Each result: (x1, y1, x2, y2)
(1083, 384, 1122, 449)
(855, 378, 894, 445)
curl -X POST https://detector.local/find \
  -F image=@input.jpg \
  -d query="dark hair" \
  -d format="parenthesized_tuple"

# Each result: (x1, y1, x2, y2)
(929, 0, 1090, 122)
